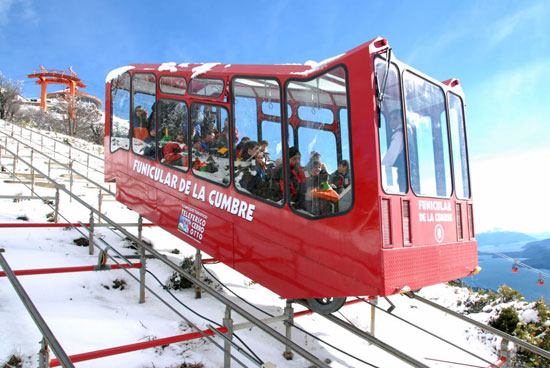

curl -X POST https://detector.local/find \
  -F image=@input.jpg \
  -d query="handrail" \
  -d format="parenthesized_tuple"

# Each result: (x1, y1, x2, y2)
(410, 292, 550, 360)
(0, 249, 75, 368)
(0, 130, 116, 197)
(1, 140, 331, 368)
(1, 120, 103, 161)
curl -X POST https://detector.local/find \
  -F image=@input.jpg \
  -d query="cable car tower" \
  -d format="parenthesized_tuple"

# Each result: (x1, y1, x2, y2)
(28, 66, 86, 119)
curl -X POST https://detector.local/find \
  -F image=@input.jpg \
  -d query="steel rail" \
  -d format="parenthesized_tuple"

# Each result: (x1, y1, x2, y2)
(410, 292, 550, 360)
(0, 143, 330, 368)
(0, 132, 116, 197)
(320, 313, 430, 368)
(0, 249, 75, 368)
(356, 297, 498, 368)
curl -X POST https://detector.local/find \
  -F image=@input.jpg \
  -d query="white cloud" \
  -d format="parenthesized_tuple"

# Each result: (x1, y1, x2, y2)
(487, 2, 548, 48)
(0, 0, 35, 28)
(471, 148, 550, 234)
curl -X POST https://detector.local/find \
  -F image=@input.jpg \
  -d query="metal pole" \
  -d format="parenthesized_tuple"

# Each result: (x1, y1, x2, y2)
(86, 154, 90, 178)
(54, 188, 59, 223)
(223, 306, 233, 368)
(371, 296, 378, 336)
(69, 160, 73, 202)
(38, 337, 50, 368)
(500, 339, 511, 368)
(30, 150, 35, 197)
(0, 249, 75, 368)
(194, 249, 202, 299)
(138, 215, 146, 304)
(88, 211, 94, 255)
(97, 190, 102, 224)
(283, 300, 294, 360)
(48, 158, 51, 178)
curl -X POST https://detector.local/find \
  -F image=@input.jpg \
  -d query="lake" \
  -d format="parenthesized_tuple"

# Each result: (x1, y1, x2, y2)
(461, 241, 550, 303)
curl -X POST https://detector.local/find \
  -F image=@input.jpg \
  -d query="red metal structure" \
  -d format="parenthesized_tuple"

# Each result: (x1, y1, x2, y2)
(104, 37, 478, 313)
(28, 66, 86, 119)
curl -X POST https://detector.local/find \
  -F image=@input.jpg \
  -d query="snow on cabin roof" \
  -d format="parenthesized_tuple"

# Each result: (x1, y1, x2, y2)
(105, 65, 135, 83)
(190, 62, 221, 79)
(290, 53, 346, 76)
(158, 62, 178, 72)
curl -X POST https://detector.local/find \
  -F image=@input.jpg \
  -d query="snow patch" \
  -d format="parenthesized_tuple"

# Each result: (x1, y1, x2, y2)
(224, 64, 231, 69)
(521, 308, 539, 324)
(178, 63, 189, 68)
(190, 62, 220, 79)
(105, 66, 135, 83)
(159, 62, 178, 72)
(290, 53, 346, 76)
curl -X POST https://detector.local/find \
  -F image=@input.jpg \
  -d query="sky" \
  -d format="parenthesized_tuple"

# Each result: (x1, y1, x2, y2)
(1, 0, 549, 233)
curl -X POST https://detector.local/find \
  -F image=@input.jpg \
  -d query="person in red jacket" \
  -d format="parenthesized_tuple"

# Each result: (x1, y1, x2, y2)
(163, 134, 187, 167)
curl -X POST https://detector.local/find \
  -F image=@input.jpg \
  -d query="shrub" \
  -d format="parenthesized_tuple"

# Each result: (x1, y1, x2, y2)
(489, 306, 519, 335)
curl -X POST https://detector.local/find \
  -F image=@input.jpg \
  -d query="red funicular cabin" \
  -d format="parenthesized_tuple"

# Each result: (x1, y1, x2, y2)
(104, 37, 478, 313)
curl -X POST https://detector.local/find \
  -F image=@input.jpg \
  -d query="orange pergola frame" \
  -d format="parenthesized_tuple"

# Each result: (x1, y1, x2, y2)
(28, 66, 86, 119)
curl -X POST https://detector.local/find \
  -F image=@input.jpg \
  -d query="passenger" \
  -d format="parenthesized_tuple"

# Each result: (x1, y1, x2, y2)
(305, 160, 338, 215)
(381, 110, 406, 192)
(259, 140, 272, 166)
(143, 126, 157, 159)
(269, 146, 306, 206)
(235, 137, 251, 161)
(200, 130, 219, 153)
(240, 151, 268, 196)
(241, 141, 260, 161)
(163, 134, 186, 166)
(305, 151, 328, 177)
(330, 159, 350, 194)
(133, 106, 150, 141)
(201, 105, 216, 136)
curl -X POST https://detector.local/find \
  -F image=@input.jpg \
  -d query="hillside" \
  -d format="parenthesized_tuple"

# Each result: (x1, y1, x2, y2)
(476, 231, 536, 246)
(503, 239, 550, 269)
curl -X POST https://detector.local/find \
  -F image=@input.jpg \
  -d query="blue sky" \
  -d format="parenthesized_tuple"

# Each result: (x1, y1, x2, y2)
(1, 0, 549, 233)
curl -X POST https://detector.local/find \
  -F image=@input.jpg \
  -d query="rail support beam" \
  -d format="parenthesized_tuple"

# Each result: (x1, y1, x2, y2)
(223, 306, 234, 368)
(88, 211, 94, 255)
(194, 249, 202, 299)
(138, 215, 146, 304)
(283, 300, 294, 360)
(500, 339, 511, 367)
(38, 337, 50, 368)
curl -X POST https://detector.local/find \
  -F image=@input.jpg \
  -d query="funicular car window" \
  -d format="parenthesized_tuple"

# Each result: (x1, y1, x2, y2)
(188, 78, 224, 98)
(232, 77, 283, 205)
(160, 76, 187, 95)
(110, 72, 131, 152)
(403, 71, 452, 197)
(449, 93, 470, 199)
(131, 73, 156, 158)
(374, 58, 408, 194)
(158, 99, 189, 171)
(285, 66, 352, 218)
(191, 103, 230, 186)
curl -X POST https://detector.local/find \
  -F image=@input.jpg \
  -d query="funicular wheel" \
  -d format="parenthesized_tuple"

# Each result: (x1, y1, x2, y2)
(306, 297, 346, 314)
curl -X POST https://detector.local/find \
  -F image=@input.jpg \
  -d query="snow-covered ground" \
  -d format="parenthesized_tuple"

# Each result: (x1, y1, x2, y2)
(0, 120, 519, 368)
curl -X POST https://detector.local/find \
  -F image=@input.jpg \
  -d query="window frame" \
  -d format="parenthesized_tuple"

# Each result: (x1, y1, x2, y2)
(447, 91, 471, 200)
(188, 77, 225, 98)
(283, 63, 354, 220)
(130, 72, 157, 158)
(373, 55, 408, 196)
(159, 75, 187, 96)
(402, 69, 453, 199)
(230, 75, 285, 208)
(157, 97, 190, 173)
(109, 71, 131, 154)
(189, 101, 231, 188)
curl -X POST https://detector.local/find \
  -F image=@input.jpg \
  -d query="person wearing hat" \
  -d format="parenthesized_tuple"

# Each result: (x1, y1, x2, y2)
(305, 151, 328, 177)
(143, 126, 157, 159)
(268, 146, 306, 206)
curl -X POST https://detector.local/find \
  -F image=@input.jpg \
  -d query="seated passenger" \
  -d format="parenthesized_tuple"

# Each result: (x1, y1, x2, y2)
(235, 137, 250, 161)
(143, 127, 156, 159)
(133, 106, 150, 141)
(240, 151, 268, 196)
(305, 160, 337, 215)
(305, 151, 328, 177)
(241, 141, 260, 161)
(269, 146, 306, 206)
(259, 140, 272, 166)
(163, 134, 187, 166)
(199, 130, 219, 153)
(330, 159, 350, 194)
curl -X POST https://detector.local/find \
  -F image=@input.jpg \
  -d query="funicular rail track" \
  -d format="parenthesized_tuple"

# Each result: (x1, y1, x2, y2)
(0, 122, 547, 367)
